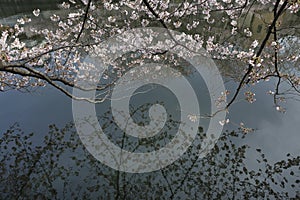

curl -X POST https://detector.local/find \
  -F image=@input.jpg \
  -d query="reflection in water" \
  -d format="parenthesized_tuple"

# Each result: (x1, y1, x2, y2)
(93, 50, 211, 154)
(0, 122, 299, 199)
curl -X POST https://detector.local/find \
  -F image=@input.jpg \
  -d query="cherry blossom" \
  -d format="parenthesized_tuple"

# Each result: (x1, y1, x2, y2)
(0, 0, 299, 111)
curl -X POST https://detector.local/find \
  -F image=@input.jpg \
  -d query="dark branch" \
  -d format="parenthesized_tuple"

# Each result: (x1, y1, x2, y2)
(226, 0, 289, 109)
(76, 0, 92, 43)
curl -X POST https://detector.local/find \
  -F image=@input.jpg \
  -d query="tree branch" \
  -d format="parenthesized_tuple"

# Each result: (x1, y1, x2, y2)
(226, 0, 289, 109)
(76, 0, 92, 43)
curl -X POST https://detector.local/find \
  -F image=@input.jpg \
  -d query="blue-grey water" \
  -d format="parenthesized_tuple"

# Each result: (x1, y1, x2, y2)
(1, 78, 299, 198)
(1, 79, 298, 161)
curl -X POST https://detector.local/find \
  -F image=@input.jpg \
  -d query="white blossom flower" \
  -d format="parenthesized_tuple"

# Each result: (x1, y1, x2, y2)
(276, 106, 280, 111)
(244, 28, 252, 37)
(108, 16, 116, 23)
(251, 40, 259, 48)
(33, 9, 40, 17)
(219, 119, 230, 126)
(271, 41, 277, 46)
(245, 91, 256, 103)
(17, 18, 25, 25)
(276, 106, 285, 113)
(231, 27, 237, 35)
(153, 55, 160, 61)
(50, 14, 60, 22)
(188, 114, 199, 122)
(231, 20, 237, 26)
(0, 31, 8, 50)
(130, 11, 138, 20)
(268, 90, 275, 95)
(37, 59, 44, 65)
(11, 38, 25, 49)
(69, 12, 81, 18)
(104, 2, 113, 10)
(141, 19, 149, 27)
(59, 2, 70, 9)
(80, 0, 88, 5)
(173, 21, 182, 28)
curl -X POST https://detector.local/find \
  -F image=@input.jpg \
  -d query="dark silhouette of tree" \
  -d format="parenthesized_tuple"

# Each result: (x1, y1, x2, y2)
(1, 121, 299, 199)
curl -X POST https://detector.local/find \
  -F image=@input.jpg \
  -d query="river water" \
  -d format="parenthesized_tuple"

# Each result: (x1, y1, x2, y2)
(0, 0, 64, 17)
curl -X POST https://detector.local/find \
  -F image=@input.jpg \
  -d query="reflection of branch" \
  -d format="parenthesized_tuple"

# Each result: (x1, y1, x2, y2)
(226, 0, 288, 109)
(170, 151, 200, 199)
(161, 170, 175, 197)
(231, 158, 238, 200)
(17, 139, 57, 200)
(115, 126, 128, 200)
